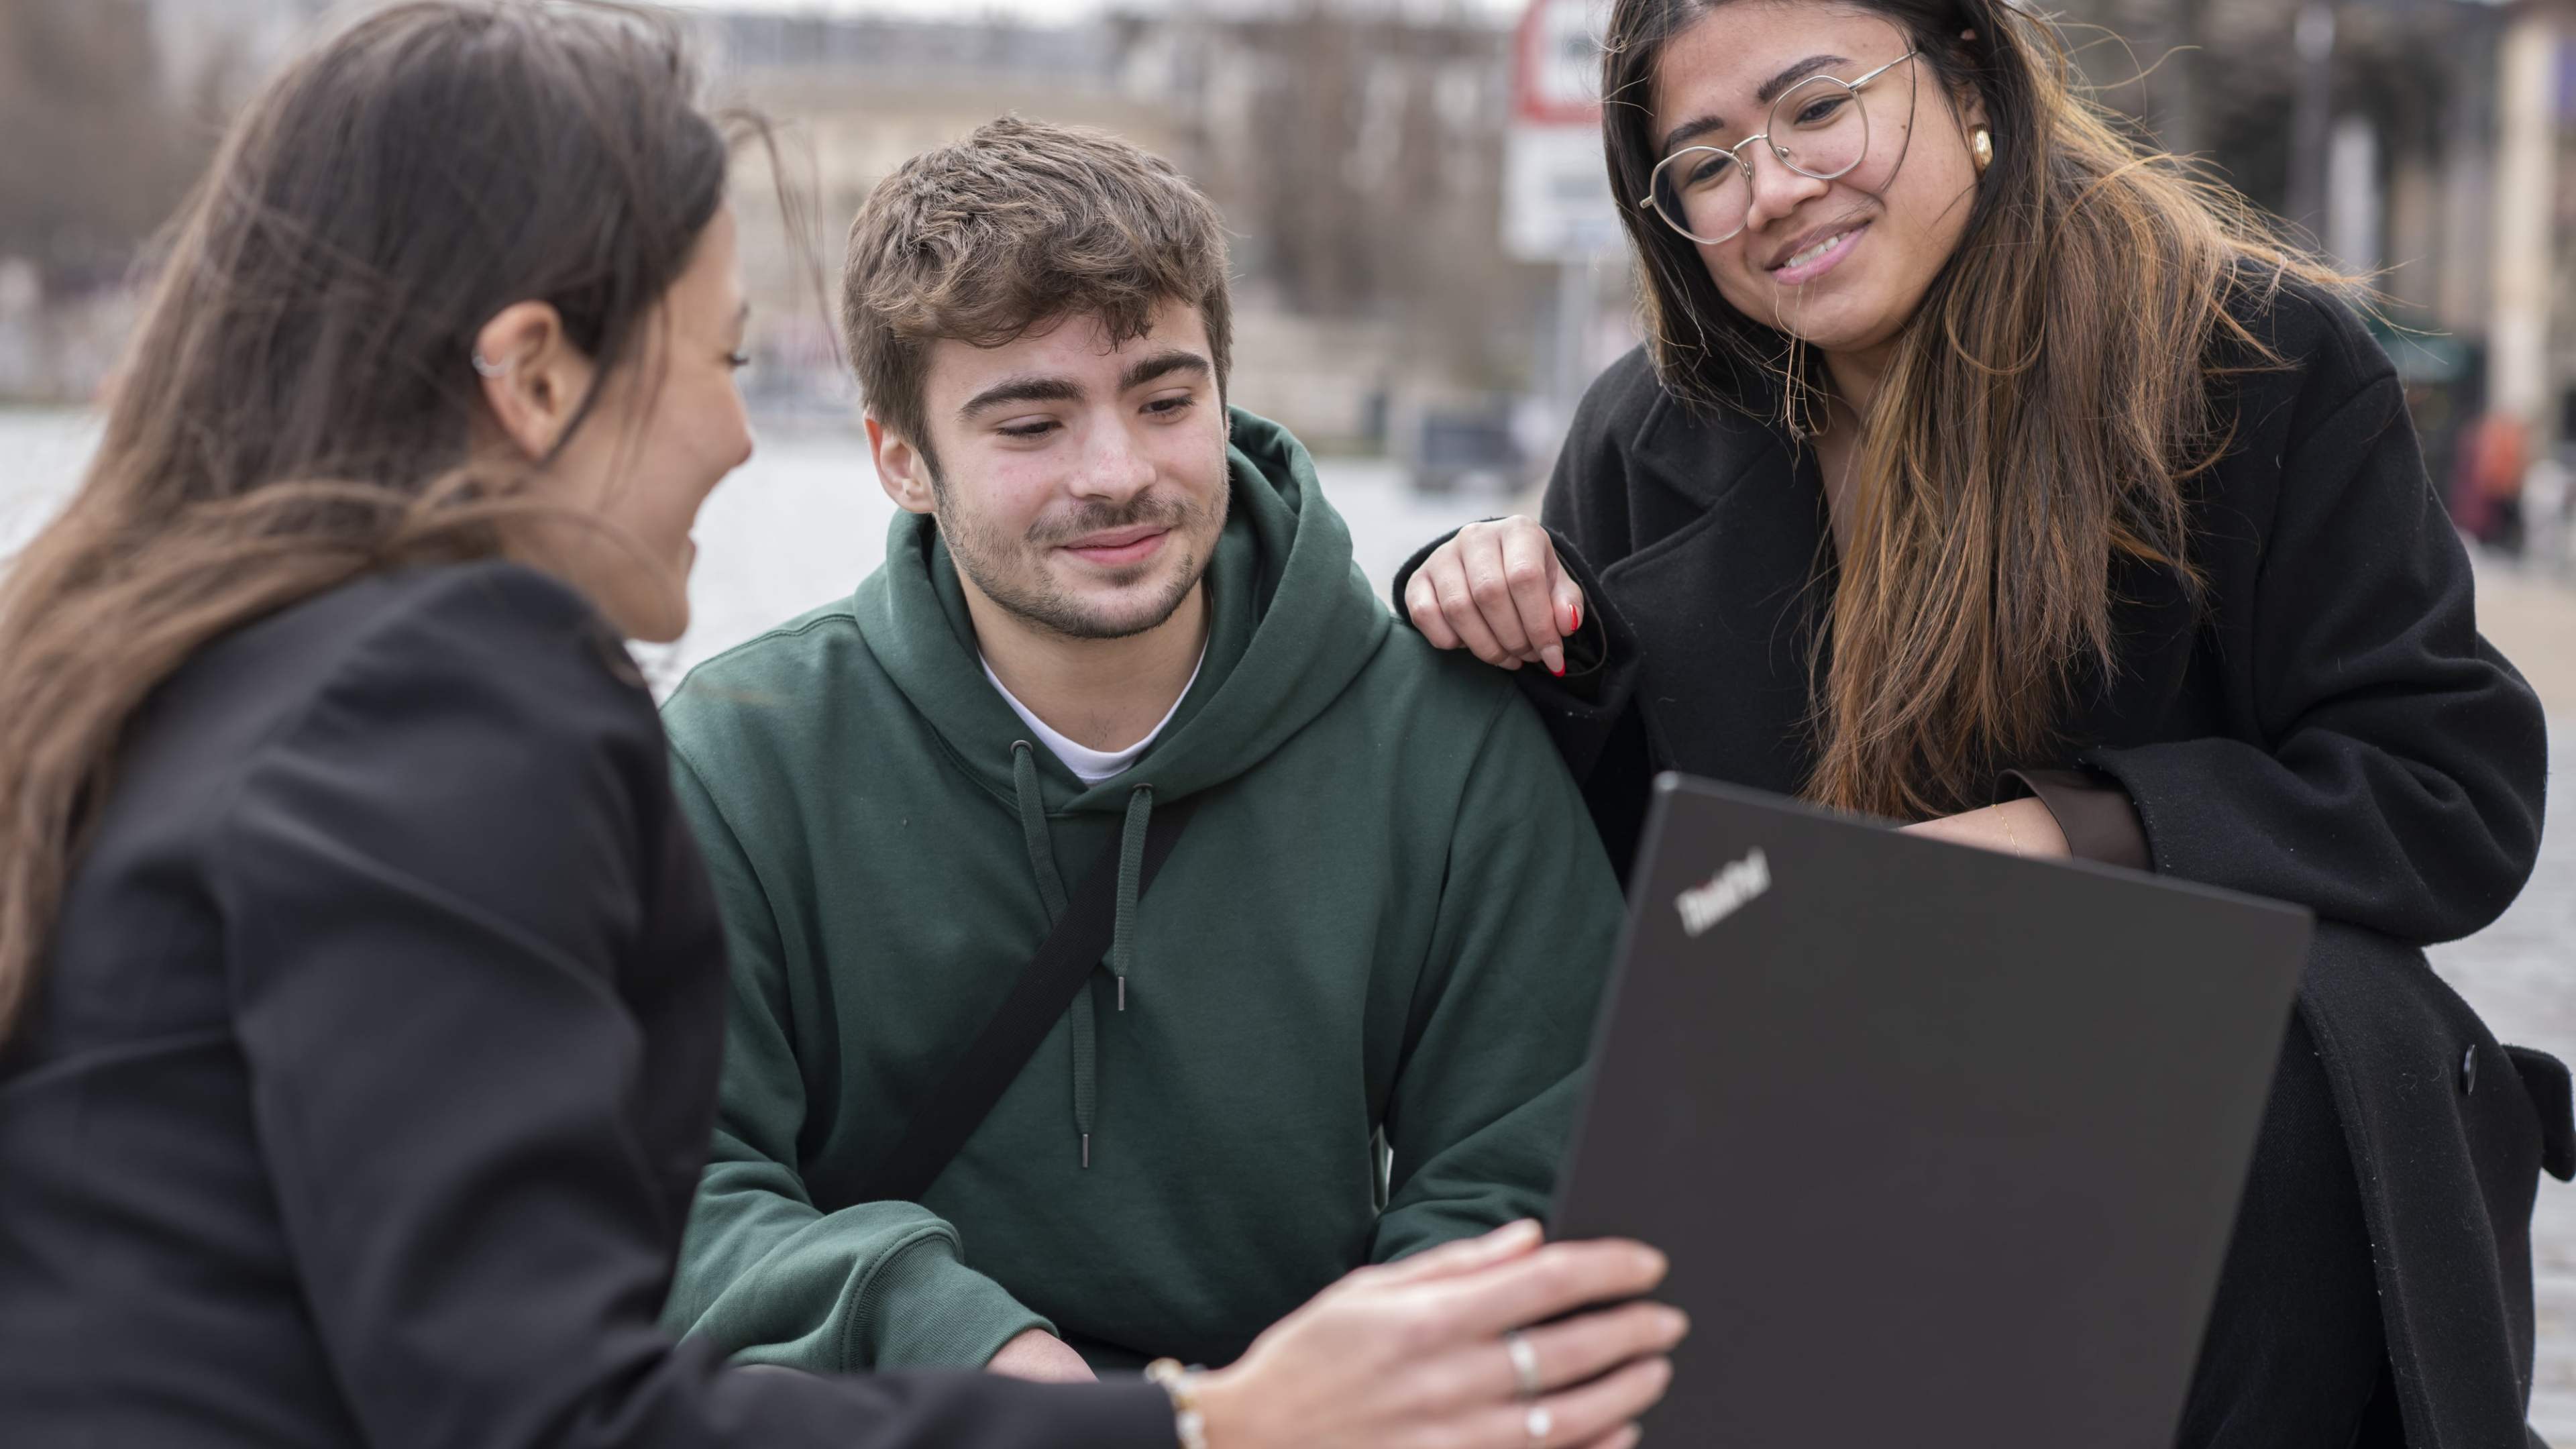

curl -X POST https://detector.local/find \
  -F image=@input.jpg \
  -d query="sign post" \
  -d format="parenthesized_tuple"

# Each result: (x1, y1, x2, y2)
(1504, 0, 1615, 425)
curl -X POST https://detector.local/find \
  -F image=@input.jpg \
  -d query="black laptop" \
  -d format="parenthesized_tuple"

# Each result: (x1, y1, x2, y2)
(1551, 773, 2311, 1446)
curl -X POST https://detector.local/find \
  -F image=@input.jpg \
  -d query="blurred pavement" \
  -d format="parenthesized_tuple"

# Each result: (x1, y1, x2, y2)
(2435, 555, 2575, 1442)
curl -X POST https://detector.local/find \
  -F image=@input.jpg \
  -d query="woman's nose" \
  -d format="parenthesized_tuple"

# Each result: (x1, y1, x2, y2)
(1739, 144, 1830, 238)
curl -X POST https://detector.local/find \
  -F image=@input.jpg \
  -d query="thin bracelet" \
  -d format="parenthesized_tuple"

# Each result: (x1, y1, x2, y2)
(1145, 1358, 1210, 1449)
(1990, 800, 2023, 856)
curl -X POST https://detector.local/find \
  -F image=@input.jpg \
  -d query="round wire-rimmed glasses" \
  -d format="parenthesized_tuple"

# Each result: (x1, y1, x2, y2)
(1640, 50, 1921, 246)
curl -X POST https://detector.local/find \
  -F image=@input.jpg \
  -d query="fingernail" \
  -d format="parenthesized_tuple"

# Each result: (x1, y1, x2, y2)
(1660, 1307, 1692, 1338)
(1544, 647, 1565, 676)
(1568, 603, 1582, 634)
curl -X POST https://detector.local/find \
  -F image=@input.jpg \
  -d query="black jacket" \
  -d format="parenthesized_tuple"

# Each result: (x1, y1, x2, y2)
(1399, 282, 2569, 1447)
(0, 561, 1176, 1449)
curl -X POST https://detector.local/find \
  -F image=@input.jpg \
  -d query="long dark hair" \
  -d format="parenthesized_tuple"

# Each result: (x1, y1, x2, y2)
(0, 1, 737, 1038)
(1602, 0, 2351, 820)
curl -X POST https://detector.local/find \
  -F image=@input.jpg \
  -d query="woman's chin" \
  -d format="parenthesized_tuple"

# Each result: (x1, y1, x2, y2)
(1771, 299, 1906, 360)
(631, 598, 690, 645)
(631, 547, 696, 643)
(1763, 293, 1865, 345)
(594, 579, 690, 644)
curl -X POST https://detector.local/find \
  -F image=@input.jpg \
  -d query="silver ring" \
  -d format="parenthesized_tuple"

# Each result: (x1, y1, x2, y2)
(1524, 1403, 1554, 1449)
(470, 351, 511, 378)
(1504, 1329, 1542, 1400)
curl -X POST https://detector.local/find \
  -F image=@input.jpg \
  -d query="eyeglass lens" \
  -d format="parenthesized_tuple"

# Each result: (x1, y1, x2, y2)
(1648, 73, 1878, 245)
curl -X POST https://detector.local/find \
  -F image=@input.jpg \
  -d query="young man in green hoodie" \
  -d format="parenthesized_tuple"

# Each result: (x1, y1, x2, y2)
(659, 117, 1625, 1384)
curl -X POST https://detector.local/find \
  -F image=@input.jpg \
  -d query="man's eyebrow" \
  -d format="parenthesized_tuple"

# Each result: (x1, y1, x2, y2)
(958, 375, 1084, 420)
(1658, 54, 1853, 155)
(1121, 350, 1211, 392)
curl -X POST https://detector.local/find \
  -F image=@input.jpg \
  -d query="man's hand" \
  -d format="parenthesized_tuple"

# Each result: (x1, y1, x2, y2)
(986, 1328, 1096, 1383)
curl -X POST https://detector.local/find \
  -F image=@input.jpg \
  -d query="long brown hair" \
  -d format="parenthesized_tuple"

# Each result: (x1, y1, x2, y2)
(1603, 0, 2351, 820)
(0, 1, 737, 1040)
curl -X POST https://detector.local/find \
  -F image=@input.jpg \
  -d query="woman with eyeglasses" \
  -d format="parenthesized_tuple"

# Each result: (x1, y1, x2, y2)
(0, 5, 1688, 1448)
(1404, 0, 2555, 1442)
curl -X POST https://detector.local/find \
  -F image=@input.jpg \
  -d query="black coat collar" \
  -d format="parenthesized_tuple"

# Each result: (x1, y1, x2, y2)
(1595, 378, 2200, 794)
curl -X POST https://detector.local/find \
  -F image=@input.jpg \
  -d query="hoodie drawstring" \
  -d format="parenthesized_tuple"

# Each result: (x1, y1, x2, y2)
(1010, 742, 1067, 918)
(1110, 785, 1152, 1012)
(1009, 742, 1157, 1170)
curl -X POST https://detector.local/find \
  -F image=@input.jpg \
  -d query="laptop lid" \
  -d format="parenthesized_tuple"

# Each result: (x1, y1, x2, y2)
(1551, 774, 2310, 1446)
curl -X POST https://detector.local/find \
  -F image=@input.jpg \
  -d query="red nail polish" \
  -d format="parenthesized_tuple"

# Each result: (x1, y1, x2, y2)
(1551, 663, 1564, 677)
(1569, 603, 1582, 634)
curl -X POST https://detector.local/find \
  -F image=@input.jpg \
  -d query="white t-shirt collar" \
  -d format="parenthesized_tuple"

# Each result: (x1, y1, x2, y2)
(979, 645, 1208, 786)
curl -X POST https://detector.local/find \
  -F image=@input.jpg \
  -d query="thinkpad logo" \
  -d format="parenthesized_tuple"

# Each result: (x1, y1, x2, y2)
(1676, 848, 1770, 937)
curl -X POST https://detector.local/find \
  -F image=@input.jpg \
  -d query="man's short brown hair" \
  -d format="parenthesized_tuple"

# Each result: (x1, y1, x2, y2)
(842, 116, 1233, 464)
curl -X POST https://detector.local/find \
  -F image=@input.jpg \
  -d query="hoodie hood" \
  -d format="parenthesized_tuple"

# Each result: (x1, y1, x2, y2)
(847, 407, 1393, 1168)
(662, 402, 1619, 1366)
(852, 407, 1391, 817)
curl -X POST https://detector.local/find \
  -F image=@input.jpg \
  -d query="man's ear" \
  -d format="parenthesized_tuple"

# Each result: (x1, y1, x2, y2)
(474, 301, 594, 462)
(867, 415, 938, 516)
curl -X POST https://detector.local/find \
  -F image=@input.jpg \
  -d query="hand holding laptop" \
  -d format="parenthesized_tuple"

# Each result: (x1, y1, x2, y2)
(1187, 1221, 1687, 1449)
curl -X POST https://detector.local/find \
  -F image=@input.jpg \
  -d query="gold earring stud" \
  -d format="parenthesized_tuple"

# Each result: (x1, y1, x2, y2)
(1972, 127, 1994, 172)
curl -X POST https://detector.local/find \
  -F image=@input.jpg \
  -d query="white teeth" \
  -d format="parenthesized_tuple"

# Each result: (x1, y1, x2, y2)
(1783, 231, 1847, 269)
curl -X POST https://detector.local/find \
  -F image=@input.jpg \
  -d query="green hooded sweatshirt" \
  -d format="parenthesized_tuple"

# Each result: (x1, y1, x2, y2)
(658, 409, 1622, 1375)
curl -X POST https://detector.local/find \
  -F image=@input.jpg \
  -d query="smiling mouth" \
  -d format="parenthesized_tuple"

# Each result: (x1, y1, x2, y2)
(1786, 233, 1846, 268)
(1774, 227, 1857, 271)
(1058, 527, 1171, 567)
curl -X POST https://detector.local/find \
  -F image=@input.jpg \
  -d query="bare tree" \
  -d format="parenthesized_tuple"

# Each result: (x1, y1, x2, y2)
(0, 0, 209, 287)
(1208, 0, 1545, 389)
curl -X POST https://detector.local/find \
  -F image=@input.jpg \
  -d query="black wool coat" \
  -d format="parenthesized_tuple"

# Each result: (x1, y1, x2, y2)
(0, 561, 1179, 1449)
(1399, 282, 2568, 1447)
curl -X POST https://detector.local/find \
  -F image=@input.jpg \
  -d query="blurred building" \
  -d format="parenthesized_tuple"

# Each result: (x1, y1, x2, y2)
(2066, 0, 2575, 546)
(149, 0, 332, 106)
(4, 0, 2575, 521)
(696, 11, 1194, 418)
(701, 5, 1552, 459)
(0, 0, 331, 402)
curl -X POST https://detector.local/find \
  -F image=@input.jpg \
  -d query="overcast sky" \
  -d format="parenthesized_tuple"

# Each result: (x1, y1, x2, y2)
(700, 0, 1138, 15)
(692, 0, 1527, 23)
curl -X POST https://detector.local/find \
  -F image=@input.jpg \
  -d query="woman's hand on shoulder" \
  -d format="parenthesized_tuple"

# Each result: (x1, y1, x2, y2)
(1405, 518, 1586, 677)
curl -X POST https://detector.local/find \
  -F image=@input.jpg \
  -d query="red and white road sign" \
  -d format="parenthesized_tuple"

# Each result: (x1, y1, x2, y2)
(1505, 0, 1616, 262)
(1513, 0, 1604, 125)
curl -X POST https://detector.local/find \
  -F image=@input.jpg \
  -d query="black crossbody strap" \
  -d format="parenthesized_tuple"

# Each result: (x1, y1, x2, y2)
(824, 790, 1203, 1210)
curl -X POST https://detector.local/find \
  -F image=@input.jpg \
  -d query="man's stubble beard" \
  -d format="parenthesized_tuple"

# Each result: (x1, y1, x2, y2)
(935, 474, 1230, 643)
